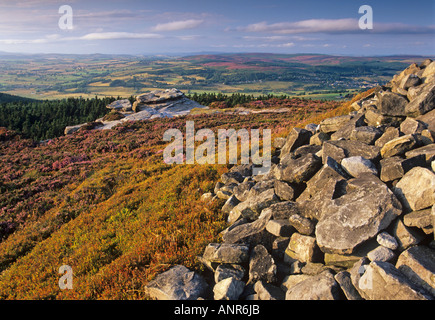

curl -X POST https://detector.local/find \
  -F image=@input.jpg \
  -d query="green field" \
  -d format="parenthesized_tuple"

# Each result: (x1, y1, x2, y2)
(0, 52, 429, 100)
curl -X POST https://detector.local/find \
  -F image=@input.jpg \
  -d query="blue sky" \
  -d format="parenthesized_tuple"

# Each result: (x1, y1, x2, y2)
(0, 0, 434, 56)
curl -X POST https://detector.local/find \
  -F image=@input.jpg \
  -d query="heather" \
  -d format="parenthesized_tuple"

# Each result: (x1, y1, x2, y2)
(0, 96, 343, 299)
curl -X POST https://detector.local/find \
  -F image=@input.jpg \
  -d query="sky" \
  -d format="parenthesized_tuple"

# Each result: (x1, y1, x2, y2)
(0, 0, 434, 56)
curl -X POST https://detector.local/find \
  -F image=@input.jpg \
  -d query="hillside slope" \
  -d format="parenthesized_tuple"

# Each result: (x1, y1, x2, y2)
(0, 96, 341, 299)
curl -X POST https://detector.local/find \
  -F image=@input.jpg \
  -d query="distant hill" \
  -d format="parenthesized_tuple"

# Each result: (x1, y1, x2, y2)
(0, 92, 38, 104)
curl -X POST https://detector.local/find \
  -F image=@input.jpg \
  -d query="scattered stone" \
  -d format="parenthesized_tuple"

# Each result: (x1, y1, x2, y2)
(145, 265, 208, 300)
(380, 134, 418, 158)
(319, 115, 353, 133)
(405, 82, 435, 117)
(400, 117, 427, 135)
(390, 219, 424, 251)
(367, 246, 395, 262)
(376, 232, 399, 250)
(316, 175, 402, 254)
(266, 219, 293, 237)
(341, 156, 378, 178)
(310, 132, 330, 145)
(281, 274, 311, 291)
(405, 143, 435, 164)
(274, 180, 295, 201)
(350, 126, 383, 145)
(249, 245, 277, 283)
(379, 155, 426, 183)
(334, 271, 363, 300)
(213, 277, 245, 300)
(394, 166, 435, 212)
(358, 261, 432, 300)
(285, 270, 342, 300)
(254, 281, 285, 300)
(288, 214, 315, 236)
(375, 127, 401, 148)
(376, 91, 408, 116)
(285, 233, 321, 263)
(280, 128, 312, 157)
(202, 243, 250, 264)
(396, 246, 435, 297)
(106, 99, 132, 112)
(214, 264, 245, 283)
(403, 208, 433, 233)
(275, 153, 321, 184)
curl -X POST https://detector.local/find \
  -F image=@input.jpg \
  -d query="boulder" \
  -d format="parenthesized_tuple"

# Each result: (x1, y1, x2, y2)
(393, 166, 435, 212)
(288, 214, 315, 236)
(266, 219, 293, 237)
(280, 128, 312, 157)
(315, 175, 402, 254)
(396, 246, 435, 297)
(341, 156, 378, 178)
(379, 155, 426, 183)
(144, 265, 208, 300)
(106, 99, 132, 112)
(400, 74, 421, 90)
(400, 117, 427, 135)
(318, 115, 353, 133)
(389, 218, 424, 251)
(376, 91, 408, 117)
(405, 143, 435, 164)
(274, 180, 296, 201)
(284, 233, 321, 263)
(285, 270, 342, 300)
(254, 281, 285, 300)
(375, 127, 401, 148)
(213, 277, 245, 300)
(322, 140, 381, 164)
(380, 134, 418, 158)
(367, 246, 395, 262)
(214, 264, 245, 283)
(275, 153, 321, 184)
(405, 82, 435, 117)
(334, 271, 363, 300)
(358, 261, 432, 300)
(249, 245, 277, 283)
(202, 243, 250, 264)
(403, 208, 433, 234)
(350, 126, 383, 145)
(376, 232, 398, 250)
(310, 132, 330, 146)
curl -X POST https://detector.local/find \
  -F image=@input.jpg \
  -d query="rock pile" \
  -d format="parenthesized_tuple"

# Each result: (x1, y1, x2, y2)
(145, 59, 435, 300)
(65, 88, 206, 134)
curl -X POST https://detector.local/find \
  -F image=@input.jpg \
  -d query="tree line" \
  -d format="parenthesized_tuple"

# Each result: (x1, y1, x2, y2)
(0, 96, 115, 141)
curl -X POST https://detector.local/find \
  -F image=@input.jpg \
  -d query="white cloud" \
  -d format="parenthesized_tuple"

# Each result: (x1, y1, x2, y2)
(237, 19, 435, 35)
(152, 19, 204, 32)
(79, 32, 163, 40)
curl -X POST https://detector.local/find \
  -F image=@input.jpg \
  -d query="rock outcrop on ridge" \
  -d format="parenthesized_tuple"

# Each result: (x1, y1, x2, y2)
(145, 59, 435, 300)
(64, 88, 206, 134)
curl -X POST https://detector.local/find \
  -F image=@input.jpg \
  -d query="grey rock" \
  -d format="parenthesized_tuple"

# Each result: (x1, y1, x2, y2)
(367, 246, 396, 262)
(400, 117, 428, 135)
(403, 208, 433, 233)
(266, 219, 293, 237)
(203, 243, 250, 264)
(274, 180, 295, 201)
(405, 82, 435, 117)
(334, 271, 363, 300)
(358, 261, 432, 300)
(213, 277, 245, 300)
(249, 245, 277, 283)
(377, 231, 398, 250)
(364, 109, 403, 127)
(376, 91, 409, 117)
(222, 195, 240, 215)
(280, 128, 312, 157)
(341, 156, 378, 178)
(106, 99, 132, 112)
(350, 126, 383, 145)
(390, 218, 424, 251)
(319, 115, 353, 133)
(375, 127, 401, 148)
(394, 166, 435, 212)
(275, 153, 322, 184)
(315, 175, 402, 254)
(288, 214, 315, 236)
(405, 143, 435, 164)
(285, 232, 321, 263)
(214, 264, 245, 283)
(310, 132, 330, 145)
(254, 281, 285, 300)
(145, 265, 208, 300)
(285, 270, 342, 300)
(380, 134, 418, 158)
(396, 246, 435, 297)
(322, 140, 381, 164)
(379, 155, 426, 183)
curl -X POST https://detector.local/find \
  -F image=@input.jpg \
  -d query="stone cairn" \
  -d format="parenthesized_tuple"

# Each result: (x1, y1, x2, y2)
(145, 59, 435, 300)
